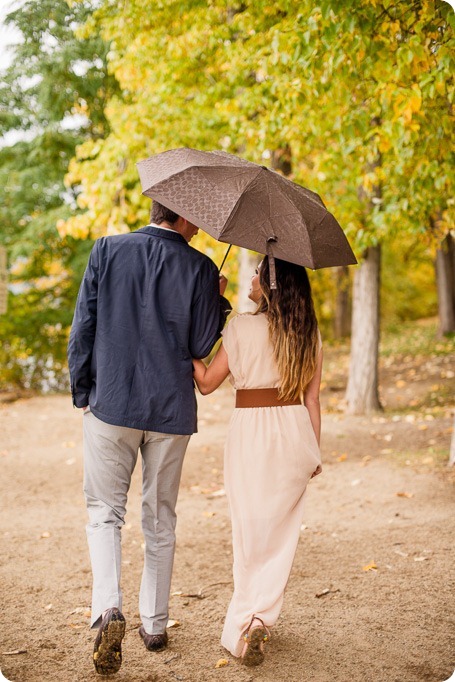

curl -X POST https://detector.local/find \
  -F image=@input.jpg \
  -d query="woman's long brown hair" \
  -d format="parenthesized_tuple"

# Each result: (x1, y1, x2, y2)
(256, 256, 320, 401)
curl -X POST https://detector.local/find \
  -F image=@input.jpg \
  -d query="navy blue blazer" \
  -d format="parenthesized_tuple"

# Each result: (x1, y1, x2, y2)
(68, 226, 231, 434)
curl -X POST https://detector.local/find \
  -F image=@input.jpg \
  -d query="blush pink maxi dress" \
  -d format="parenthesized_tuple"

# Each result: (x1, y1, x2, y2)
(220, 313, 322, 657)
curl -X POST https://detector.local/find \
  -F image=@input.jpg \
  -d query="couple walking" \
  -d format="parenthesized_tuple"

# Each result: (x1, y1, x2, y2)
(68, 201, 323, 675)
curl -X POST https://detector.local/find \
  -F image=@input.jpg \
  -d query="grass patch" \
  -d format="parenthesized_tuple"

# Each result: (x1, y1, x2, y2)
(380, 318, 455, 358)
(387, 447, 451, 470)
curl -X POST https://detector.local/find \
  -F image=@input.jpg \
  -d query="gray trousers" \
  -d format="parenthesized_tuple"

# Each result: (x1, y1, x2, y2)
(83, 409, 190, 634)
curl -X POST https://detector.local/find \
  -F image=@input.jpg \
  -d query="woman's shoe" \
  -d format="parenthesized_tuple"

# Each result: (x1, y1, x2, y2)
(240, 617, 270, 667)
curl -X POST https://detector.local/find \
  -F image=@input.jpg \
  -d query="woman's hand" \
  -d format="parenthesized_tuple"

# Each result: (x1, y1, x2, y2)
(311, 464, 322, 478)
(192, 358, 207, 387)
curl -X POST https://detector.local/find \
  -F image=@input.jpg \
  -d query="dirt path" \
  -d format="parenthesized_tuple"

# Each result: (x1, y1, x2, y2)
(0, 387, 454, 682)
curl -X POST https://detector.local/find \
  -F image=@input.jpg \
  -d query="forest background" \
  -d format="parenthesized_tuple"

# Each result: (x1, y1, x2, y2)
(0, 0, 454, 418)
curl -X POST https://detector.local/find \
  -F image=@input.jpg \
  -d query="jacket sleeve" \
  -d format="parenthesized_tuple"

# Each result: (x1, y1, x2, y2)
(189, 261, 232, 359)
(67, 240, 100, 407)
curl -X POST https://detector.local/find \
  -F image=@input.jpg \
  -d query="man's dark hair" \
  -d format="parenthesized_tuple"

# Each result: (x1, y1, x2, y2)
(150, 201, 179, 225)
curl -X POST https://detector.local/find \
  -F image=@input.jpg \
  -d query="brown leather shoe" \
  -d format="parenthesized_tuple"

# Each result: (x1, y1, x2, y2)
(139, 626, 168, 652)
(93, 608, 126, 675)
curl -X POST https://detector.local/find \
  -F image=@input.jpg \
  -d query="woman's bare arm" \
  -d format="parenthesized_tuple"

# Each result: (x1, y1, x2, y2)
(304, 349, 323, 446)
(192, 343, 230, 395)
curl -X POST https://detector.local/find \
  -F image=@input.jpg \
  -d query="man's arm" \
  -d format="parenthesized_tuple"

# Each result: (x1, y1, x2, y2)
(67, 241, 100, 407)
(189, 264, 232, 359)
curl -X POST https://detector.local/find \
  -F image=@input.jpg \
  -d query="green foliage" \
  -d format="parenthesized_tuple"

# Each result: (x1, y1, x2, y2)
(381, 236, 438, 327)
(2, 0, 454, 390)
(379, 318, 454, 357)
(0, 0, 118, 391)
(63, 0, 453, 252)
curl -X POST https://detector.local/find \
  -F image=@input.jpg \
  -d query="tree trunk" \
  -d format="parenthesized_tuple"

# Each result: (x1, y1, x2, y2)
(435, 232, 455, 337)
(333, 266, 351, 338)
(271, 146, 292, 176)
(237, 248, 260, 313)
(345, 245, 382, 414)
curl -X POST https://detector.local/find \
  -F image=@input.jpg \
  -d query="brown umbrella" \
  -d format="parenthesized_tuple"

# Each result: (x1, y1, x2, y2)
(137, 148, 357, 286)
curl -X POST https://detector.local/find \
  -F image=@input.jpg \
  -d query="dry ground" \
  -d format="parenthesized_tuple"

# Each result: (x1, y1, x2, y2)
(0, 346, 454, 682)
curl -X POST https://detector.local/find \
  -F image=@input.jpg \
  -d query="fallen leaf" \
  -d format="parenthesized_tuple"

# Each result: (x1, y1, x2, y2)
(362, 562, 377, 572)
(351, 479, 361, 487)
(215, 658, 229, 668)
(2, 650, 27, 656)
(167, 619, 180, 628)
(337, 453, 347, 462)
(414, 556, 429, 562)
(315, 588, 341, 598)
(316, 588, 330, 597)
(203, 511, 216, 518)
(40, 531, 51, 539)
(396, 492, 414, 498)
(394, 550, 408, 557)
(62, 441, 76, 448)
(207, 488, 226, 499)
(175, 590, 204, 600)
(45, 604, 53, 610)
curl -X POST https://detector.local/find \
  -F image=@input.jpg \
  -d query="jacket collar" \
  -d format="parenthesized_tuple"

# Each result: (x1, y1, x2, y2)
(135, 225, 188, 244)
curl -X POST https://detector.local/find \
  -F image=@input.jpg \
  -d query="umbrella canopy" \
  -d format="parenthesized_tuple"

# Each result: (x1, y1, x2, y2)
(137, 147, 357, 270)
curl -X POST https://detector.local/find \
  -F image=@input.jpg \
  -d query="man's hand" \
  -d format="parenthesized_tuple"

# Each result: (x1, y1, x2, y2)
(219, 274, 228, 296)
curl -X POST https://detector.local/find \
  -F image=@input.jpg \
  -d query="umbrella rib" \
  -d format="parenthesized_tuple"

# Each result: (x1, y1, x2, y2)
(191, 165, 260, 190)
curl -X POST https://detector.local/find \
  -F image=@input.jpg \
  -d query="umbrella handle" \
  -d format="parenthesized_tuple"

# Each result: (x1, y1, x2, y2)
(219, 244, 232, 272)
(267, 236, 278, 290)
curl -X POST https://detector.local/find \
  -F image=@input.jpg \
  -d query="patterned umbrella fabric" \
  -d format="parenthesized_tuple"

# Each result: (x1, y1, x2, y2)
(137, 148, 357, 271)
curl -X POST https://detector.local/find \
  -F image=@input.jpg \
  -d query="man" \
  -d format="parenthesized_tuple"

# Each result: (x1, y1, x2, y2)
(68, 201, 231, 675)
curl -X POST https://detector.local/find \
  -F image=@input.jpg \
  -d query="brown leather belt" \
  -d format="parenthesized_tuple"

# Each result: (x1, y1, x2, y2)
(235, 388, 302, 408)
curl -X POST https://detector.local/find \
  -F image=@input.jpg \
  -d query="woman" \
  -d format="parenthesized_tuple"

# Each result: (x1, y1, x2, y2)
(192, 256, 323, 666)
